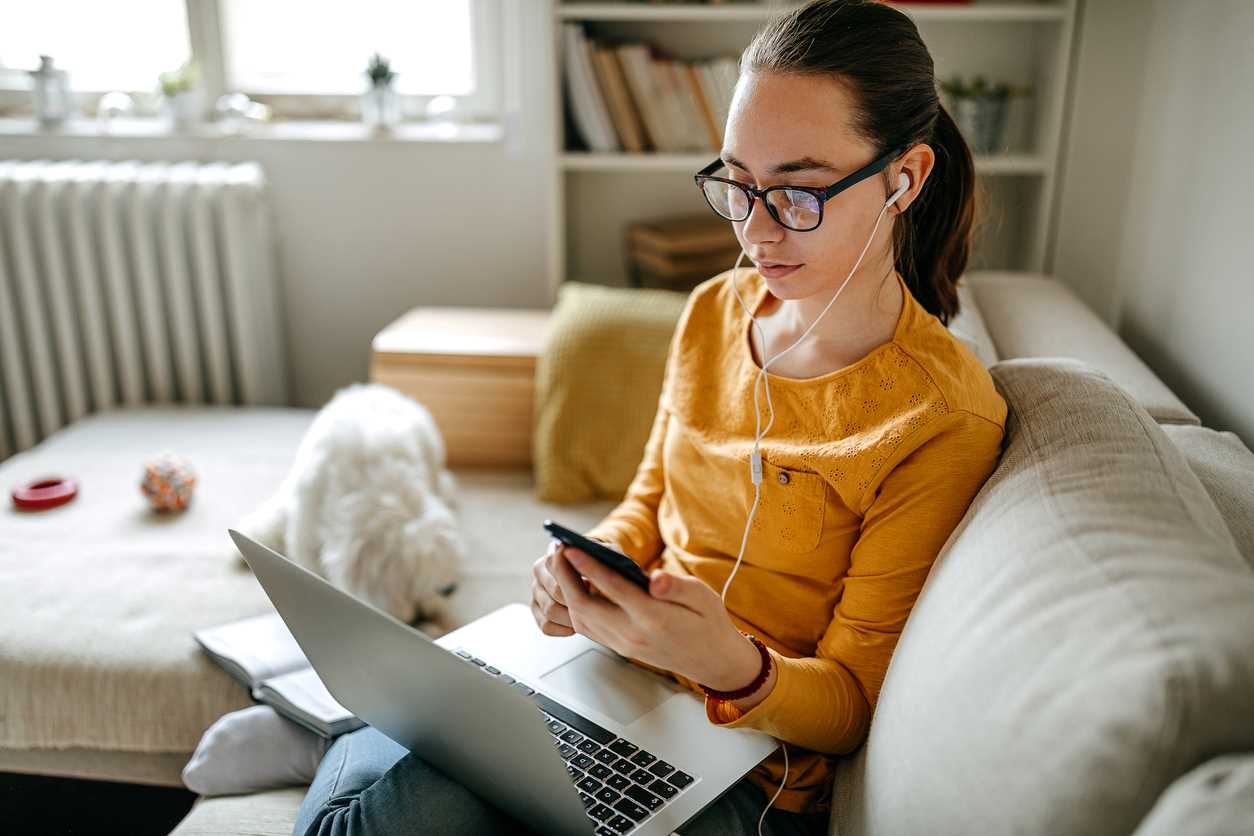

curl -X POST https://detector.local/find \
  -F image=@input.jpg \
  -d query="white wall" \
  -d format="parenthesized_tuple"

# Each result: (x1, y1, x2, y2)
(1053, 0, 1254, 445)
(0, 2, 556, 409)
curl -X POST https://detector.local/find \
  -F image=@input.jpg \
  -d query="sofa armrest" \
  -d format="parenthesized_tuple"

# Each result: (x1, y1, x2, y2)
(965, 271, 1199, 425)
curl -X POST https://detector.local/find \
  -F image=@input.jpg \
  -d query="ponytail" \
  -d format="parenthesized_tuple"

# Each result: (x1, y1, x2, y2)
(890, 101, 979, 326)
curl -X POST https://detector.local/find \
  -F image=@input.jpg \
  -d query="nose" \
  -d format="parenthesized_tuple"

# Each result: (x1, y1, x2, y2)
(741, 193, 784, 245)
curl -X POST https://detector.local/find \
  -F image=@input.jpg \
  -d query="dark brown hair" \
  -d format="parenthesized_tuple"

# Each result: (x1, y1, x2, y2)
(741, 0, 982, 325)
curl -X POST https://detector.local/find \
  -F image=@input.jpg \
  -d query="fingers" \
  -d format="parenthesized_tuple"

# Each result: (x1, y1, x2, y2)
(531, 588, 574, 637)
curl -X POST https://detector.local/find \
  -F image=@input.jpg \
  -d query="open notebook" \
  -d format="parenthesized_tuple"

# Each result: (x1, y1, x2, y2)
(194, 611, 365, 738)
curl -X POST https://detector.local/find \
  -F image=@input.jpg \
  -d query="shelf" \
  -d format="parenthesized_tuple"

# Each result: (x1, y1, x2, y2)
(561, 151, 1049, 175)
(558, 2, 1066, 23)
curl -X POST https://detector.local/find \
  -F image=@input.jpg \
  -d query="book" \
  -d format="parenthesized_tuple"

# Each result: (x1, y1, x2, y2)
(627, 213, 741, 256)
(562, 23, 619, 152)
(592, 45, 647, 153)
(194, 611, 365, 739)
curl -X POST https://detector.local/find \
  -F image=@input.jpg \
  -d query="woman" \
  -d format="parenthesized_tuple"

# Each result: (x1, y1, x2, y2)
(292, 1, 1006, 834)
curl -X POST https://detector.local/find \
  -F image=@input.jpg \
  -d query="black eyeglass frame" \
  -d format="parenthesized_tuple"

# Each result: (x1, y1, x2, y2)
(693, 144, 908, 232)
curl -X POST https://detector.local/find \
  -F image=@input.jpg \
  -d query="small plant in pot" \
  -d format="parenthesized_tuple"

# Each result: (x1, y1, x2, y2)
(362, 52, 400, 130)
(159, 59, 201, 130)
(940, 74, 1032, 155)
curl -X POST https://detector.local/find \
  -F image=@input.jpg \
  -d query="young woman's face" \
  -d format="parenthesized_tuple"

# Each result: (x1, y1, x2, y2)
(720, 70, 900, 302)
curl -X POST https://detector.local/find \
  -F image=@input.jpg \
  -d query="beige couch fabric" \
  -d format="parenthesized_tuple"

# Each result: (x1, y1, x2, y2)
(0, 406, 612, 785)
(966, 271, 1200, 426)
(1131, 753, 1254, 836)
(169, 786, 307, 836)
(1159, 423, 1254, 571)
(829, 357, 1254, 836)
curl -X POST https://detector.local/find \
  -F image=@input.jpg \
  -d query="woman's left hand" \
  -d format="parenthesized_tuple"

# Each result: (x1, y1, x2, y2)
(550, 544, 759, 692)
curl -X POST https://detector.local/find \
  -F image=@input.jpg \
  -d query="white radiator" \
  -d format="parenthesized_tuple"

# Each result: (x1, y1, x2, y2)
(0, 159, 288, 461)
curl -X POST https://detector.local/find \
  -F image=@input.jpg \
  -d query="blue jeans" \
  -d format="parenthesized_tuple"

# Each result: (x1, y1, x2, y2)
(293, 725, 831, 836)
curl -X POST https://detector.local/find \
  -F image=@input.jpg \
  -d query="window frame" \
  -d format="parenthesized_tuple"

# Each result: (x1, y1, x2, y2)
(0, 0, 501, 124)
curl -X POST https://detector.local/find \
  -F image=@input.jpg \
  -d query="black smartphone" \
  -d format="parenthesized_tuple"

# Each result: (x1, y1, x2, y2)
(542, 519, 652, 592)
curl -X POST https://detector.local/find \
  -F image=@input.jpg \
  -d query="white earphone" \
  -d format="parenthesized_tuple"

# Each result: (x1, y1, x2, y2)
(724, 169, 909, 835)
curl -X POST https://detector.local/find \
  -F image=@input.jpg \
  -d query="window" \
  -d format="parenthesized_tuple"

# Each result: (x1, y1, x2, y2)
(0, 0, 500, 124)
(0, 0, 190, 92)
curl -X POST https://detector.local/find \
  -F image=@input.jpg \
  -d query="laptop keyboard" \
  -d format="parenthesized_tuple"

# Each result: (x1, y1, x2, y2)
(452, 647, 697, 835)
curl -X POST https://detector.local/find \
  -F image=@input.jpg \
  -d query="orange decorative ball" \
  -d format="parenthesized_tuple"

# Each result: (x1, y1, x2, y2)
(140, 453, 197, 512)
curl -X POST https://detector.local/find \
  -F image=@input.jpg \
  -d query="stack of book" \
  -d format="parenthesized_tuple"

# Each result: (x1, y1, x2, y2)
(562, 22, 739, 153)
(627, 213, 742, 289)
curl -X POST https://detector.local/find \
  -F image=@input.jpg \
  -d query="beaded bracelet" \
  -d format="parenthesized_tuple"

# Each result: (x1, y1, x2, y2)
(699, 632, 771, 701)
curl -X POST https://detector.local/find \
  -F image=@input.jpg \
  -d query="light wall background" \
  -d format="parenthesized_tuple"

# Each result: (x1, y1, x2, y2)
(1053, 0, 1254, 444)
(2, 1, 1250, 446)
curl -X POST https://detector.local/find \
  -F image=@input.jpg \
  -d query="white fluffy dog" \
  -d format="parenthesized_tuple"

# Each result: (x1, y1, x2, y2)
(233, 383, 463, 627)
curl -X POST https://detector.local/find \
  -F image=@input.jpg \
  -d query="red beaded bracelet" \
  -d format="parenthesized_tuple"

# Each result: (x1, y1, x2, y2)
(700, 632, 772, 701)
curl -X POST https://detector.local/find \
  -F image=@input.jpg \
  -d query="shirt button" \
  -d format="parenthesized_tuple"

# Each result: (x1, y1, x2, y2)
(777, 471, 790, 485)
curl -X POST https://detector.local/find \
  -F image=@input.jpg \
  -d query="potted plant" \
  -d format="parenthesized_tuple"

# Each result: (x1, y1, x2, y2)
(362, 52, 400, 130)
(159, 60, 201, 130)
(939, 74, 1032, 154)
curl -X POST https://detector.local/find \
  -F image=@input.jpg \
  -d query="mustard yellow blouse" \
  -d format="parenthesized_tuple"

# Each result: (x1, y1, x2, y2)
(584, 267, 1008, 814)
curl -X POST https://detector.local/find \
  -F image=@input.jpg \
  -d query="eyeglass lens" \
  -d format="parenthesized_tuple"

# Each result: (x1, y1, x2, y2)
(700, 179, 822, 231)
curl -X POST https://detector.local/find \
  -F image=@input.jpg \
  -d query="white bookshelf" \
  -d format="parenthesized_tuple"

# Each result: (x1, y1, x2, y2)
(548, 0, 1081, 292)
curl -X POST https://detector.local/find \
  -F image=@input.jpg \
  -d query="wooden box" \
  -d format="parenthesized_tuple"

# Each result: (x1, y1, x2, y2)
(369, 307, 551, 468)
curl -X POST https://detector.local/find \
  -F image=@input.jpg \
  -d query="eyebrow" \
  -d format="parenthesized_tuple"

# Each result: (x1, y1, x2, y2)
(720, 152, 841, 176)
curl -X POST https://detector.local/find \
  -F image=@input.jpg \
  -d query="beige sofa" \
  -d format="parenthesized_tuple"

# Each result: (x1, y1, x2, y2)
(2, 272, 1252, 835)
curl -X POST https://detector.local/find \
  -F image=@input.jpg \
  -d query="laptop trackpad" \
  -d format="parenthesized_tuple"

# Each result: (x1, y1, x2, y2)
(540, 647, 677, 727)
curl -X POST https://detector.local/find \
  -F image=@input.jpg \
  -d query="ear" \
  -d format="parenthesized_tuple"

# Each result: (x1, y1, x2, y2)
(890, 143, 935, 215)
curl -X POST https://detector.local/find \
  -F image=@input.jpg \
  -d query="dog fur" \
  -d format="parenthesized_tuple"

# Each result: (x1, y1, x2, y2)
(233, 383, 463, 627)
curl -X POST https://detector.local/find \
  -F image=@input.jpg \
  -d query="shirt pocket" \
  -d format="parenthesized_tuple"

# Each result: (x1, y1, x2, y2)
(748, 457, 827, 555)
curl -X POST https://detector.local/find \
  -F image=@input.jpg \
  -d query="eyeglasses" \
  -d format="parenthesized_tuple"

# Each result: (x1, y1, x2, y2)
(693, 145, 907, 232)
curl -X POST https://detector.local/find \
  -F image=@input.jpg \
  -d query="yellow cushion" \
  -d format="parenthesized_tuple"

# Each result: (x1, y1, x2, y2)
(533, 282, 688, 502)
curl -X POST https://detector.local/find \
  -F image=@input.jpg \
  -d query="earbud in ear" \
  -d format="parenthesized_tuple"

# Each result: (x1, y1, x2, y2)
(885, 171, 911, 210)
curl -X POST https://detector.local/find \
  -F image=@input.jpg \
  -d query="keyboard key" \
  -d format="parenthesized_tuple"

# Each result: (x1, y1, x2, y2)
(608, 739, 639, 758)
(667, 770, 694, 789)
(589, 803, 615, 822)
(606, 817, 634, 834)
(572, 754, 596, 770)
(605, 773, 630, 791)
(577, 776, 601, 794)
(531, 692, 617, 745)
(625, 784, 664, 811)
(484, 665, 501, 675)
(577, 739, 601, 755)
(631, 767, 654, 785)
(594, 749, 619, 766)
(628, 750, 656, 768)
(648, 760, 675, 778)
(546, 719, 567, 735)
(557, 743, 577, 760)
(594, 786, 621, 805)
(612, 796, 649, 822)
(579, 791, 596, 808)
(498, 674, 515, 685)
(467, 656, 486, 666)
(565, 764, 581, 780)
(649, 779, 678, 799)
(560, 729, 584, 745)
(454, 649, 472, 659)
(512, 682, 535, 696)
(595, 828, 618, 836)
(589, 764, 613, 780)
(612, 757, 636, 775)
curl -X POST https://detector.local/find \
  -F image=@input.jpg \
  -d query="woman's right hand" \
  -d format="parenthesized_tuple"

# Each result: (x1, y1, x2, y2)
(531, 539, 578, 637)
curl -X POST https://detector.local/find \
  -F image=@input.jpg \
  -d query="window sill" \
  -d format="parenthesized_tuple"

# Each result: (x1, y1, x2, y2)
(0, 116, 503, 144)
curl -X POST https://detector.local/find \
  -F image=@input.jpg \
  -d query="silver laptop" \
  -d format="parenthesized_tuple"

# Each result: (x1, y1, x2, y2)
(228, 529, 778, 836)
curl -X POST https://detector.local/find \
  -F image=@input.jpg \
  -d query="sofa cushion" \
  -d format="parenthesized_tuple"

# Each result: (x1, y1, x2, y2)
(949, 278, 998, 367)
(829, 357, 1254, 836)
(0, 407, 612, 785)
(1159, 423, 1254, 572)
(533, 281, 688, 502)
(168, 786, 306, 836)
(966, 271, 1200, 425)
(1131, 753, 1254, 836)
